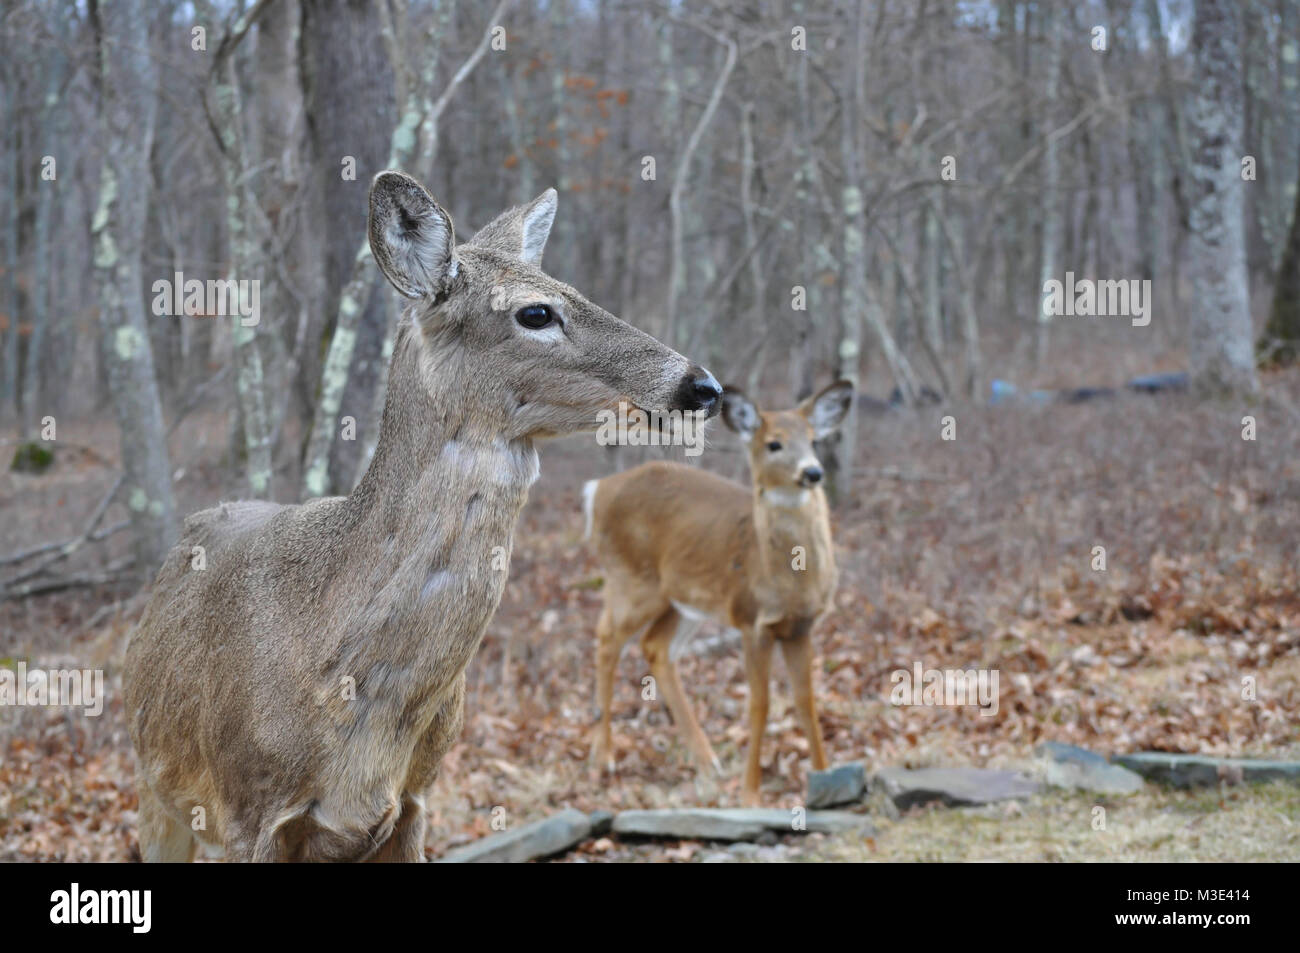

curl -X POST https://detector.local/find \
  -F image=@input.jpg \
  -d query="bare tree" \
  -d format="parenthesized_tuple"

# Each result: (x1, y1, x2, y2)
(89, 0, 176, 572)
(1186, 0, 1259, 398)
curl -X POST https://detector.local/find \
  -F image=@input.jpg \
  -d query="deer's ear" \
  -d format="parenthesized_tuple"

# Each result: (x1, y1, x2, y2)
(721, 388, 760, 441)
(469, 188, 558, 265)
(369, 171, 457, 299)
(800, 379, 855, 438)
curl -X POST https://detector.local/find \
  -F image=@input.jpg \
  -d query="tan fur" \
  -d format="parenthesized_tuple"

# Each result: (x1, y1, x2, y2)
(586, 380, 854, 805)
(124, 172, 719, 862)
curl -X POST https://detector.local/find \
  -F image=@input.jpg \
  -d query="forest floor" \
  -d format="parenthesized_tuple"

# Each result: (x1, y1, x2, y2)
(3, 352, 1300, 862)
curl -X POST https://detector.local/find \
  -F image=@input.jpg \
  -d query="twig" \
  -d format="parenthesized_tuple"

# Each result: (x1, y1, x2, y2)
(167, 365, 232, 438)
(855, 466, 952, 483)
(0, 474, 125, 597)
(1, 559, 135, 600)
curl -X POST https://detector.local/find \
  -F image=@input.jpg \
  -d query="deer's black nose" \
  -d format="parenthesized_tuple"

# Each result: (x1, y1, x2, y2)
(676, 366, 722, 417)
(801, 466, 824, 485)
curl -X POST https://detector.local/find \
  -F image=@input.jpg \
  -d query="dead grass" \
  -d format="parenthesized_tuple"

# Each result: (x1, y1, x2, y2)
(805, 783, 1300, 863)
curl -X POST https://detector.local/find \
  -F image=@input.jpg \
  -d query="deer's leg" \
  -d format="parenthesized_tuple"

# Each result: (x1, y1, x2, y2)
(590, 599, 651, 772)
(741, 625, 776, 806)
(136, 779, 197, 863)
(410, 674, 467, 792)
(779, 620, 829, 772)
(641, 608, 720, 773)
(366, 793, 428, 863)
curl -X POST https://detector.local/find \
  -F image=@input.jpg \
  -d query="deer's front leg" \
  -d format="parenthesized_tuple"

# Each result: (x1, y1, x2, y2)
(409, 673, 467, 793)
(741, 625, 776, 806)
(778, 617, 829, 773)
(366, 793, 427, 863)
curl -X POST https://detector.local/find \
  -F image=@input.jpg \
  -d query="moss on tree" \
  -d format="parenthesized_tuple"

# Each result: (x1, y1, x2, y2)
(10, 442, 54, 474)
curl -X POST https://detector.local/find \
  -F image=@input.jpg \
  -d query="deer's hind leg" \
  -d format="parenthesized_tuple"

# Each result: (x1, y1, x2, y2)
(136, 779, 197, 863)
(590, 587, 666, 772)
(640, 607, 721, 773)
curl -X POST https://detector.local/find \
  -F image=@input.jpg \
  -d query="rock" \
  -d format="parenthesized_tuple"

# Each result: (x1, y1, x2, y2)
(1111, 753, 1300, 789)
(611, 808, 873, 842)
(436, 808, 592, 863)
(699, 851, 735, 863)
(588, 809, 615, 837)
(1036, 742, 1144, 795)
(807, 762, 867, 808)
(873, 767, 1041, 810)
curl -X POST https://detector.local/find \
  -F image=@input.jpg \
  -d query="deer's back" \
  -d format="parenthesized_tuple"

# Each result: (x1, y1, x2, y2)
(589, 461, 760, 626)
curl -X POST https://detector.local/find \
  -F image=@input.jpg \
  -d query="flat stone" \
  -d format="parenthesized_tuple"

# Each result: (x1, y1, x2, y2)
(808, 761, 867, 808)
(436, 808, 592, 863)
(874, 766, 1041, 810)
(1111, 753, 1300, 789)
(588, 809, 615, 837)
(612, 807, 872, 842)
(1036, 742, 1144, 795)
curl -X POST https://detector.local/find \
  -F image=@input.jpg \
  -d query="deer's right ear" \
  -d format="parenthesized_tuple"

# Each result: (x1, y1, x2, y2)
(369, 171, 457, 299)
(721, 388, 759, 441)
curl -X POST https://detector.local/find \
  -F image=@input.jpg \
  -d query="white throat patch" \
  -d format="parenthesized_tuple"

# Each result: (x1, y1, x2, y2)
(762, 487, 811, 508)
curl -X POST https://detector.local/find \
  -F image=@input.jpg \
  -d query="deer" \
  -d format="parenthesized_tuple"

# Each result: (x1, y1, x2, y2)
(122, 170, 721, 862)
(584, 379, 853, 805)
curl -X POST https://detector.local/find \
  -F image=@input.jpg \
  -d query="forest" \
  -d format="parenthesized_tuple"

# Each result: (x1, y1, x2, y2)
(0, 0, 1298, 866)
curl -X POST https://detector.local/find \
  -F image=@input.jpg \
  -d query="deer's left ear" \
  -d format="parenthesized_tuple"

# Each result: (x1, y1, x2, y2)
(800, 379, 855, 438)
(469, 188, 558, 265)
(518, 189, 558, 264)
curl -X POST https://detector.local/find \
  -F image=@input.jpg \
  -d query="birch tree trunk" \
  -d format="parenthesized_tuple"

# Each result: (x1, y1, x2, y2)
(1035, 3, 1062, 366)
(301, 0, 510, 499)
(1186, 0, 1259, 398)
(91, 0, 176, 573)
(827, 0, 867, 505)
(209, 2, 276, 498)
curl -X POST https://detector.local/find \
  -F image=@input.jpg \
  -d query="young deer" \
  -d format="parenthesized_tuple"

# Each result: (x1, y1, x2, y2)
(585, 380, 853, 805)
(123, 171, 720, 862)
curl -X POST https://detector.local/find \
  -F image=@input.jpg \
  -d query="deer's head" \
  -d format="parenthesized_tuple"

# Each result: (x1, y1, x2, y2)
(368, 171, 721, 440)
(721, 380, 855, 501)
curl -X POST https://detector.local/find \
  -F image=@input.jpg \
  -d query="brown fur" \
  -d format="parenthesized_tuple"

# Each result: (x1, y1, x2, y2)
(124, 172, 719, 861)
(586, 380, 853, 804)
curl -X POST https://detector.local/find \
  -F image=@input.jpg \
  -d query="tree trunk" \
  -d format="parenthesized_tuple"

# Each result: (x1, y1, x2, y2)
(1186, 0, 1259, 398)
(210, 10, 276, 498)
(1035, 2, 1062, 366)
(1262, 147, 1300, 364)
(90, 0, 177, 574)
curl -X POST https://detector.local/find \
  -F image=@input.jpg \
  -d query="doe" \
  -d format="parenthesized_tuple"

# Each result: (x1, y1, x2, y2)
(584, 380, 852, 804)
(124, 171, 720, 861)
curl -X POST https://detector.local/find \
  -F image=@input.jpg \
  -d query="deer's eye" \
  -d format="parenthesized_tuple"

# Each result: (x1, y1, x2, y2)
(766, 440, 783, 453)
(515, 304, 554, 330)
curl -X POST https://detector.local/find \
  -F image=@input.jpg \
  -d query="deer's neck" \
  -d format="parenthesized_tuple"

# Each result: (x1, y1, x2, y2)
(751, 486, 836, 611)
(340, 322, 537, 679)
